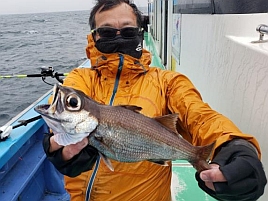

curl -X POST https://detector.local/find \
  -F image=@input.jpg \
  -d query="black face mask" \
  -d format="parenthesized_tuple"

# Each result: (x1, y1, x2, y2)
(95, 35, 143, 59)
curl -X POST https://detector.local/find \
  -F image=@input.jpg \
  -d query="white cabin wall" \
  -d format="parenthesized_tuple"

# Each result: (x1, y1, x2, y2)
(175, 13, 268, 200)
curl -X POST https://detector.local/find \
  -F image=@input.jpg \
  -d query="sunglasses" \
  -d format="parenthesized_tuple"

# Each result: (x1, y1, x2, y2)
(91, 27, 143, 39)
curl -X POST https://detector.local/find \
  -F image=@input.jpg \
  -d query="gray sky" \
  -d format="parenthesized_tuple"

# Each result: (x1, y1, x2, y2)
(0, 0, 147, 15)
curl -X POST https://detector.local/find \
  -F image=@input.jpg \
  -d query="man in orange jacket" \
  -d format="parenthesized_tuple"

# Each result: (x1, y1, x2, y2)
(43, 0, 267, 200)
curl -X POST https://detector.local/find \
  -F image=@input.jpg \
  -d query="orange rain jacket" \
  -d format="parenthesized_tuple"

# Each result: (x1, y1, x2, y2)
(61, 34, 261, 201)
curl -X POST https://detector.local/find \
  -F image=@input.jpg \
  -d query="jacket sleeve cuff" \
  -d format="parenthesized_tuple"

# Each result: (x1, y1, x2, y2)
(43, 133, 98, 177)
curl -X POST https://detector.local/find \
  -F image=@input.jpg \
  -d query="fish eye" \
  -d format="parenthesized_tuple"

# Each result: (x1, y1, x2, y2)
(66, 94, 82, 111)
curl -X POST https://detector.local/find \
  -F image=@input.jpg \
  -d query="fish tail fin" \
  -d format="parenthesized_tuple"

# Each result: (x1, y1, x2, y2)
(190, 141, 216, 172)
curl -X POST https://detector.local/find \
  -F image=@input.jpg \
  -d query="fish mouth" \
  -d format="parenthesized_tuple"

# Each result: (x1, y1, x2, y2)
(34, 84, 63, 123)
(34, 104, 62, 123)
(34, 104, 50, 116)
(35, 104, 50, 111)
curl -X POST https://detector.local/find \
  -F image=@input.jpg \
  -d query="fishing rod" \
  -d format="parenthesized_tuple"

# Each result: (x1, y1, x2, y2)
(0, 66, 68, 141)
(0, 115, 42, 141)
(0, 66, 69, 84)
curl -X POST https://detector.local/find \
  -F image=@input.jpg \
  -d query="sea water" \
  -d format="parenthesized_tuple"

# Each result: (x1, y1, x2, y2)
(0, 10, 96, 126)
(0, 7, 147, 127)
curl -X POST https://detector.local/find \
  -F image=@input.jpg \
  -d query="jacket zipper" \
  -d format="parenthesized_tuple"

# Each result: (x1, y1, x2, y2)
(109, 54, 124, 105)
(85, 54, 124, 201)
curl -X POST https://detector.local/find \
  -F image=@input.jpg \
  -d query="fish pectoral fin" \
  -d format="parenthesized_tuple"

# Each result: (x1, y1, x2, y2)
(147, 160, 169, 166)
(99, 152, 114, 171)
(154, 113, 179, 134)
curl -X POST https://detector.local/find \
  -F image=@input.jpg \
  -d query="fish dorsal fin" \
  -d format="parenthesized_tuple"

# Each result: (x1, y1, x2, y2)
(154, 113, 179, 134)
(118, 105, 142, 113)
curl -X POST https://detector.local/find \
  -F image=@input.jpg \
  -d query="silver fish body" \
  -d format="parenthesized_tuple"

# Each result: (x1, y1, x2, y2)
(35, 84, 215, 172)
(88, 105, 214, 172)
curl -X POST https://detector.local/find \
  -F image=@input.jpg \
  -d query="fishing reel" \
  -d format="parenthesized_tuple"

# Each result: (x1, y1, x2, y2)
(41, 66, 54, 77)
(41, 66, 65, 85)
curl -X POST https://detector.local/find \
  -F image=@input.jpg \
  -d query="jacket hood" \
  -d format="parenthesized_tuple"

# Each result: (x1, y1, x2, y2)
(86, 34, 152, 75)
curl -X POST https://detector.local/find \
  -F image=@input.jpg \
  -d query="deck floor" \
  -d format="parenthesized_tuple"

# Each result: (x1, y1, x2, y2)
(171, 160, 216, 201)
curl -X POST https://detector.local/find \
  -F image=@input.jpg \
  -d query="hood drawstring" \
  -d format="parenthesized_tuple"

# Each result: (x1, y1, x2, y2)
(134, 60, 147, 75)
(91, 55, 107, 77)
(91, 56, 148, 77)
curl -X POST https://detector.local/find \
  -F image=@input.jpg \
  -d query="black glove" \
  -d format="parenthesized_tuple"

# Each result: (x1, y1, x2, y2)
(43, 133, 98, 177)
(196, 139, 267, 201)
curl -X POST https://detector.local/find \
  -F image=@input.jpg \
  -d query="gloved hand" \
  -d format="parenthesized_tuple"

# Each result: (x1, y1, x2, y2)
(43, 133, 98, 177)
(196, 139, 267, 201)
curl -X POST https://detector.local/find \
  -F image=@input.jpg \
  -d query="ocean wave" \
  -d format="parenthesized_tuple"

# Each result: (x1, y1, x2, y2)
(32, 19, 46, 23)
(0, 30, 22, 35)
(22, 30, 39, 34)
(0, 10, 90, 126)
(0, 114, 10, 123)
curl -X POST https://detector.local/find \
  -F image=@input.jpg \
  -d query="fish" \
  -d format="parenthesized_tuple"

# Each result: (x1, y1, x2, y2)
(35, 84, 215, 172)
